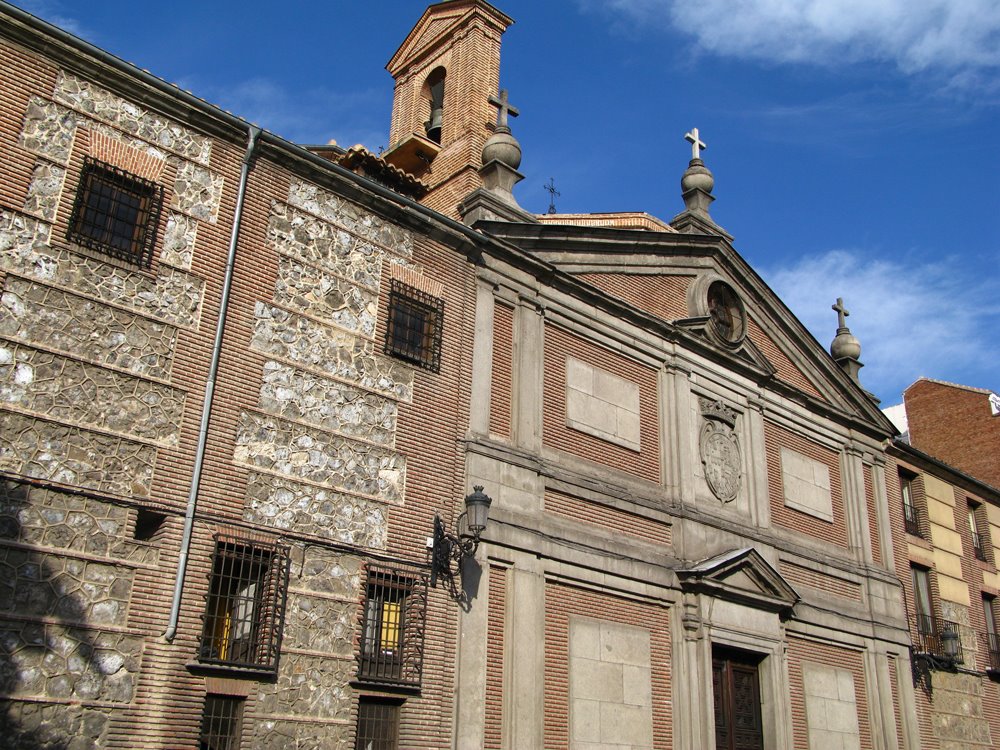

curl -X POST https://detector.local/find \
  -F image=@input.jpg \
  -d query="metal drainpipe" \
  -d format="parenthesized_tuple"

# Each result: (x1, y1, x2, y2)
(165, 125, 261, 642)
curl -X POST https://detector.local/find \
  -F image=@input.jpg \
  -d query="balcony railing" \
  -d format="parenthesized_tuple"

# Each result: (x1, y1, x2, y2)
(903, 502, 921, 536)
(972, 531, 987, 562)
(986, 632, 1000, 672)
(914, 616, 963, 665)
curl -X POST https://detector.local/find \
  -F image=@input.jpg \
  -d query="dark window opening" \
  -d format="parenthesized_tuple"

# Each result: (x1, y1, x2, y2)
(900, 471, 921, 537)
(357, 564, 427, 688)
(384, 280, 443, 373)
(355, 696, 401, 750)
(984, 596, 1000, 672)
(67, 157, 163, 267)
(133, 508, 167, 541)
(969, 501, 989, 562)
(200, 694, 244, 750)
(199, 535, 290, 672)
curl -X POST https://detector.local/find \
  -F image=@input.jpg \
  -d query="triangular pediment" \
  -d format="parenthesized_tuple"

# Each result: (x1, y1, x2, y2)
(471, 219, 897, 435)
(678, 548, 799, 615)
(387, 1, 513, 75)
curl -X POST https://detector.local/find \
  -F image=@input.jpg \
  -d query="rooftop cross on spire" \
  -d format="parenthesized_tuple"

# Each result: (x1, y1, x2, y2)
(832, 297, 850, 329)
(685, 127, 707, 160)
(489, 89, 519, 132)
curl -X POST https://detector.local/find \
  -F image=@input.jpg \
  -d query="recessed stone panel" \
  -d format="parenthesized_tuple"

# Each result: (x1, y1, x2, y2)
(23, 161, 67, 221)
(569, 617, 653, 750)
(564, 356, 641, 451)
(160, 212, 198, 269)
(781, 446, 833, 522)
(802, 662, 861, 750)
(171, 160, 223, 223)
(255, 653, 355, 719)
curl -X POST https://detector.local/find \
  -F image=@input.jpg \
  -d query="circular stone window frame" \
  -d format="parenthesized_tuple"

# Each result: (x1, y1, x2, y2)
(687, 274, 747, 348)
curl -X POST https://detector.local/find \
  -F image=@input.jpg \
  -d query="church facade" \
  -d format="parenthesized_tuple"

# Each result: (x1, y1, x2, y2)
(0, 1, 994, 748)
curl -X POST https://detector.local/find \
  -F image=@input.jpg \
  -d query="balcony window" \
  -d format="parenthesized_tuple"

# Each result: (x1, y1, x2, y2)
(357, 564, 427, 688)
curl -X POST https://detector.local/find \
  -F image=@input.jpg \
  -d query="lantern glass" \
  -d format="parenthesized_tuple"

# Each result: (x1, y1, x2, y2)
(464, 486, 492, 537)
(942, 628, 959, 658)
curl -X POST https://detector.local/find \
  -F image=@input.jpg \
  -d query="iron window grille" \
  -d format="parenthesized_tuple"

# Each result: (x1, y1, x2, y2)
(67, 157, 163, 267)
(384, 280, 443, 372)
(900, 472, 922, 537)
(357, 564, 427, 688)
(199, 534, 290, 673)
(973, 531, 988, 562)
(914, 615, 963, 663)
(200, 695, 244, 750)
(987, 632, 1000, 672)
(355, 696, 401, 750)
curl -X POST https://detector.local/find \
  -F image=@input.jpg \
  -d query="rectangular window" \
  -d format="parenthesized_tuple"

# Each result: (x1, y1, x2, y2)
(67, 157, 163, 267)
(355, 696, 401, 750)
(358, 564, 427, 688)
(985, 596, 1000, 671)
(969, 500, 988, 562)
(900, 471, 921, 537)
(200, 534, 290, 672)
(911, 565, 938, 653)
(384, 279, 443, 372)
(200, 695, 244, 750)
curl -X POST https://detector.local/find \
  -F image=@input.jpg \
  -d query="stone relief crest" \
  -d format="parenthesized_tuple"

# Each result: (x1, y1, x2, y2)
(699, 398, 742, 503)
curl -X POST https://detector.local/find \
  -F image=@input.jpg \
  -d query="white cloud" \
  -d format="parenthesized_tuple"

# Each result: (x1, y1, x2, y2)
(595, 0, 1000, 76)
(761, 249, 1000, 403)
(15, 0, 89, 37)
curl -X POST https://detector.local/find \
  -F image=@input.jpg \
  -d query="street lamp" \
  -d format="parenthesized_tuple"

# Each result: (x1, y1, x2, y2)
(430, 486, 492, 588)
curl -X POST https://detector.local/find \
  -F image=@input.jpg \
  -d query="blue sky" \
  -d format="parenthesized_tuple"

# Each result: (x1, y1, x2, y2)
(16, 0, 999, 407)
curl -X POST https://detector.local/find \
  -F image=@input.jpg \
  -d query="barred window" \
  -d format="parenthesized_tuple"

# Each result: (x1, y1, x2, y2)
(355, 696, 401, 750)
(67, 157, 163, 267)
(200, 695, 244, 750)
(384, 280, 443, 372)
(358, 565, 427, 688)
(200, 534, 290, 672)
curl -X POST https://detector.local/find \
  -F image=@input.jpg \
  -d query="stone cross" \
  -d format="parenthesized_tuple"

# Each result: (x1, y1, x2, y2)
(685, 127, 706, 160)
(489, 89, 519, 131)
(832, 297, 850, 329)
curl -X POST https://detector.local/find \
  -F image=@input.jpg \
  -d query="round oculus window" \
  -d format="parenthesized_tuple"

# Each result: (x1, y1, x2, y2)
(707, 280, 746, 344)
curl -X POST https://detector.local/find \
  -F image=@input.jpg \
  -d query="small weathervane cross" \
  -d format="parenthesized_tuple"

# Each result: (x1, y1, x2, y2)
(544, 177, 560, 214)
(489, 89, 519, 132)
(832, 297, 850, 329)
(685, 127, 706, 160)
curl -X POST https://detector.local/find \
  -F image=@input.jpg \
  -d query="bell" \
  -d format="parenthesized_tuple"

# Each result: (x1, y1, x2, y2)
(424, 106, 443, 143)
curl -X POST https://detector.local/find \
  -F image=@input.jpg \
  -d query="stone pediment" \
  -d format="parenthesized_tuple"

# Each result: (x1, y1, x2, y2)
(387, 1, 513, 75)
(672, 316, 776, 377)
(678, 548, 799, 616)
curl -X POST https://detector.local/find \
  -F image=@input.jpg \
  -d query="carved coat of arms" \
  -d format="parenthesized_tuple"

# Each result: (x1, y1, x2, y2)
(699, 399, 742, 503)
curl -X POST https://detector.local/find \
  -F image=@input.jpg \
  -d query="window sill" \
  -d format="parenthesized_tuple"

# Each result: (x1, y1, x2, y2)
(187, 660, 277, 682)
(350, 678, 421, 696)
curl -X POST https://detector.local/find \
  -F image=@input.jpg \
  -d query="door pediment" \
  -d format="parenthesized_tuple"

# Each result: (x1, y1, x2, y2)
(678, 548, 799, 616)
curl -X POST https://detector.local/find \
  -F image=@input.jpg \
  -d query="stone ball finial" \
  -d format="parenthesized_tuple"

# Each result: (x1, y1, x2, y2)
(681, 158, 714, 195)
(831, 328, 861, 361)
(482, 128, 522, 170)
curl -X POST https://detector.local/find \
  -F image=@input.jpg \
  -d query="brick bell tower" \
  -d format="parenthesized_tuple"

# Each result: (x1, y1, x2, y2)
(382, 0, 513, 218)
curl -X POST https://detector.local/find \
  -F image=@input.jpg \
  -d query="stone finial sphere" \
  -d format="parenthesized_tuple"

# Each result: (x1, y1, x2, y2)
(482, 129, 522, 170)
(681, 159, 714, 194)
(831, 330, 861, 361)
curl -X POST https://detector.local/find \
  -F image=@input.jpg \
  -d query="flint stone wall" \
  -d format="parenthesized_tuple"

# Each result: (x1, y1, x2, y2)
(0, 411, 154, 496)
(259, 361, 397, 446)
(52, 72, 212, 165)
(252, 719, 350, 750)
(286, 179, 414, 258)
(22, 161, 66, 222)
(18, 96, 78, 164)
(161, 212, 197, 269)
(172, 160, 223, 223)
(233, 411, 405, 503)
(244, 472, 386, 547)
(251, 304, 411, 402)
(0, 342, 184, 446)
(257, 653, 355, 719)
(2, 700, 111, 750)
(274, 255, 377, 337)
